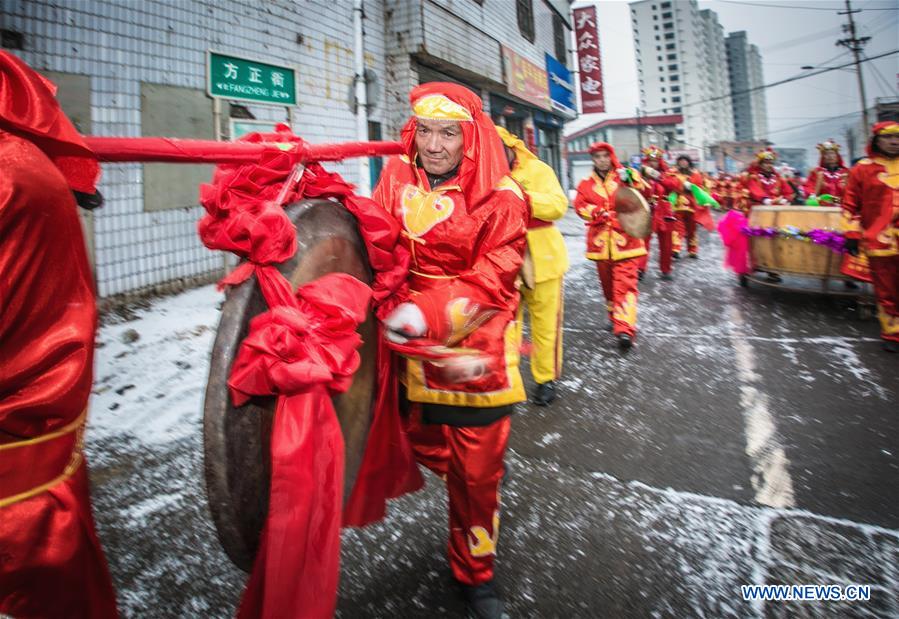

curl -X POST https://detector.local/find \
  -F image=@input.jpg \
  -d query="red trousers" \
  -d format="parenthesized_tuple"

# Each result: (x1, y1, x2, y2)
(596, 258, 639, 337)
(404, 409, 510, 586)
(676, 210, 698, 255)
(0, 464, 118, 619)
(869, 255, 899, 343)
(637, 231, 673, 275)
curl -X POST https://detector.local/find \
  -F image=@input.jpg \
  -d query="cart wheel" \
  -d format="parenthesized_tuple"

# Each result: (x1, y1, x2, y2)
(739, 274, 748, 288)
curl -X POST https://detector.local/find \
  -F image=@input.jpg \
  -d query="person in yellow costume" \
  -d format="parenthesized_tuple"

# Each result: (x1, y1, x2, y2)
(496, 126, 569, 406)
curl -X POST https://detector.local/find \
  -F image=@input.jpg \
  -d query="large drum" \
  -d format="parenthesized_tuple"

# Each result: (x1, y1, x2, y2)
(203, 199, 377, 571)
(748, 205, 846, 278)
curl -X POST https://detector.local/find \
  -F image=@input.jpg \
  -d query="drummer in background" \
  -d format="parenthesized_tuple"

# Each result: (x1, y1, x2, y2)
(802, 140, 870, 288)
(0, 52, 118, 618)
(638, 145, 676, 281)
(841, 121, 899, 353)
(804, 139, 849, 204)
(663, 155, 707, 259)
(745, 148, 794, 207)
(496, 125, 569, 407)
(374, 82, 528, 618)
(574, 142, 649, 350)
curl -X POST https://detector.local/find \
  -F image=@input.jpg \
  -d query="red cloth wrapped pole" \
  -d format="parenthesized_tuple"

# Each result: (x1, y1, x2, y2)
(84, 136, 403, 164)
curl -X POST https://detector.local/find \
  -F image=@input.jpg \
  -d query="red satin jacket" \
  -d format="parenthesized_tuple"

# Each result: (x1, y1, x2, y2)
(374, 155, 529, 408)
(803, 166, 848, 202)
(842, 156, 899, 257)
(746, 171, 795, 204)
(574, 170, 648, 261)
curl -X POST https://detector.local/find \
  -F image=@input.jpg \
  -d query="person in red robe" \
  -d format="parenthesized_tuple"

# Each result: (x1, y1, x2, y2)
(803, 139, 849, 203)
(373, 82, 528, 619)
(663, 155, 708, 258)
(637, 145, 676, 280)
(0, 51, 118, 618)
(842, 121, 899, 352)
(574, 142, 648, 349)
(745, 148, 795, 207)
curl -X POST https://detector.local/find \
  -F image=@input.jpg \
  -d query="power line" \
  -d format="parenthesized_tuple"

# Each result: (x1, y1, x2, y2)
(766, 111, 861, 137)
(642, 48, 899, 116)
(862, 52, 899, 95)
(719, 0, 897, 10)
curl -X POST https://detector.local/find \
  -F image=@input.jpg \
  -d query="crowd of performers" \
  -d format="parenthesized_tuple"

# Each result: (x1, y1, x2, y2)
(2, 46, 897, 619)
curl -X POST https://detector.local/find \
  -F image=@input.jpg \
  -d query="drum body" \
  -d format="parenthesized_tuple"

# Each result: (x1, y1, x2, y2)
(748, 205, 846, 278)
(203, 199, 376, 571)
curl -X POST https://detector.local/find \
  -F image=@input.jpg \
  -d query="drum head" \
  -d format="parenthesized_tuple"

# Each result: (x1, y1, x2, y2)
(203, 199, 376, 571)
(614, 186, 652, 239)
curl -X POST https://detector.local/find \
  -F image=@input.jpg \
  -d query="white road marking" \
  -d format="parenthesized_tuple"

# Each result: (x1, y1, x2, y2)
(728, 305, 796, 509)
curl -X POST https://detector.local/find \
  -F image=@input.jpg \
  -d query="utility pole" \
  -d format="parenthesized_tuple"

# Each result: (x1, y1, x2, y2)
(636, 106, 643, 152)
(837, 0, 871, 131)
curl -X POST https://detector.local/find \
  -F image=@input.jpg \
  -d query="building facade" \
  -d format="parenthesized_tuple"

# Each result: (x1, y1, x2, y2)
(726, 31, 768, 141)
(2, 0, 574, 299)
(564, 113, 684, 185)
(630, 0, 733, 162)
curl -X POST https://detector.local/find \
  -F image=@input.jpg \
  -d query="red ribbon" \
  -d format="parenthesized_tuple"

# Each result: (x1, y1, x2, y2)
(197, 126, 423, 617)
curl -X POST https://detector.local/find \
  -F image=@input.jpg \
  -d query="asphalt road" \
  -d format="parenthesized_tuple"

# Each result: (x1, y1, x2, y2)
(85, 210, 898, 618)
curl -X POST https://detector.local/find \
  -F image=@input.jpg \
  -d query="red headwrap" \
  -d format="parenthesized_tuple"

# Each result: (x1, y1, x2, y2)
(401, 82, 509, 206)
(588, 141, 622, 169)
(641, 145, 669, 171)
(0, 51, 99, 194)
(868, 121, 899, 157)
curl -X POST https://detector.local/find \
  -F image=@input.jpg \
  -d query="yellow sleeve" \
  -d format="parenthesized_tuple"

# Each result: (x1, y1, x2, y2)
(512, 159, 569, 222)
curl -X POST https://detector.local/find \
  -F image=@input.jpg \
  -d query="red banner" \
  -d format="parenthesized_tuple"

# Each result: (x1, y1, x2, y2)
(573, 6, 605, 113)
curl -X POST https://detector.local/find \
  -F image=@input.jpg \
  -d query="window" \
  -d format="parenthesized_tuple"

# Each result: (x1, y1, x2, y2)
(670, 75, 679, 81)
(655, 35, 661, 41)
(654, 25, 659, 31)
(673, 107, 682, 113)
(668, 64, 678, 70)
(666, 43, 676, 50)
(662, 97, 667, 103)
(552, 14, 566, 64)
(657, 56, 662, 61)
(667, 54, 677, 60)
(653, 15, 658, 20)
(672, 96, 681, 103)
(656, 45, 662, 51)
(664, 21, 673, 29)
(658, 66, 664, 72)
(661, 1, 671, 7)
(664, 33, 675, 40)
(661, 87, 666, 92)
(671, 85, 680, 92)
(516, 0, 535, 42)
(662, 11, 673, 19)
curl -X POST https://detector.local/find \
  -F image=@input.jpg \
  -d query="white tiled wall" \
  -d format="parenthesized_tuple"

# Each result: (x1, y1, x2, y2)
(3, 0, 381, 297)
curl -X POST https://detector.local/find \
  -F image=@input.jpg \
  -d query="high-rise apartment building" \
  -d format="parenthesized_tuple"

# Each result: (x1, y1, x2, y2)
(630, 0, 734, 161)
(726, 31, 769, 141)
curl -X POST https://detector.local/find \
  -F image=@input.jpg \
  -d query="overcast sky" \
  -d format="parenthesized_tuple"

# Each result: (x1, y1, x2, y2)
(567, 0, 899, 162)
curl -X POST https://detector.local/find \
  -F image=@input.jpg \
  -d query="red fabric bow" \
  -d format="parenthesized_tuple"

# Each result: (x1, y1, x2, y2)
(230, 274, 370, 619)
(199, 126, 422, 617)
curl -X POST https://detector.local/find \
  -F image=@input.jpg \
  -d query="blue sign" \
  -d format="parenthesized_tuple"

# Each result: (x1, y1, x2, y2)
(545, 53, 575, 118)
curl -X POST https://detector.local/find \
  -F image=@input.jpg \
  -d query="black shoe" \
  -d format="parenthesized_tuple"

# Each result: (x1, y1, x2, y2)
(660, 272, 673, 281)
(883, 340, 899, 353)
(766, 272, 783, 283)
(638, 270, 645, 281)
(688, 252, 699, 259)
(460, 580, 508, 619)
(672, 252, 681, 260)
(531, 381, 557, 406)
(617, 333, 633, 350)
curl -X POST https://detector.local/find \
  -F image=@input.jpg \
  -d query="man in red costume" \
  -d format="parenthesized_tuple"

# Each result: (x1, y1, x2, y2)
(745, 148, 794, 207)
(574, 142, 648, 349)
(0, 51, 118, 618)
(638, 145, 676, 281)
(373, 82, 528, 618)
(664, 155, 708, 259)
(842, 121, 899, 353)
